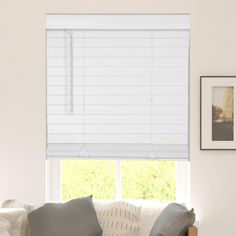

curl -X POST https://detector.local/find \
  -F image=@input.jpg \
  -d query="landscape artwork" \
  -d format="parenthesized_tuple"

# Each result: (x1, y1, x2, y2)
(212, 86, 234, 141)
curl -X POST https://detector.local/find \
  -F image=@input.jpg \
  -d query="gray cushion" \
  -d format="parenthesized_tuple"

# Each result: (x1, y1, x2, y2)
(149, 203, 195, 236)
(28, 196, 102, 236)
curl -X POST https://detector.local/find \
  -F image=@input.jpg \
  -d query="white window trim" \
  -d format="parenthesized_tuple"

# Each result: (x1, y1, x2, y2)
(176, 161, 190, 205)
(46, 160, 190, 204)
(46, 159, 61, 202)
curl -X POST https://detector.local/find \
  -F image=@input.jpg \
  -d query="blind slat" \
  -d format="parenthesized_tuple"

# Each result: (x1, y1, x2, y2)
(47, 115, 188, 125)
(47, 95, 188, 105)
(47, 38, 189, 48)
(47, 29, 190, 39)
(47, 87, 188, 97)
(47, 104, 187, 115)
(47, 58, 188, 68)
(48, 135, 188, 144)
(47, 47, 189, 58)
(48, 124, 188, 134)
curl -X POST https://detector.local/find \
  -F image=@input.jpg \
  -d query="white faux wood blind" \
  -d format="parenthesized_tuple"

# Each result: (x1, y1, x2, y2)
(46, 15, 190, 159)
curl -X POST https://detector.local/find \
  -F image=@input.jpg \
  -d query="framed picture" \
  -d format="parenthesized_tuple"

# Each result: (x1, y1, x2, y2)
(200, 76, 236, 150)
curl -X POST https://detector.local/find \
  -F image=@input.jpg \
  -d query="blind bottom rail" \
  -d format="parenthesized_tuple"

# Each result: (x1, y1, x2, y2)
(47, 143, 188, 160)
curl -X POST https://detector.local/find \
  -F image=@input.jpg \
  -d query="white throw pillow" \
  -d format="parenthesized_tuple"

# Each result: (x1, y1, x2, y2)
(94, 201, 141, 236)
(138, 202, 168, 236)
(0, 208, 26, 236)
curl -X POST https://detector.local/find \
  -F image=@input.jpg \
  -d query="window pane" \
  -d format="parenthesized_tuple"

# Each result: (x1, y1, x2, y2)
(61, 160, 116, 202)
(122, 161, 176, 200)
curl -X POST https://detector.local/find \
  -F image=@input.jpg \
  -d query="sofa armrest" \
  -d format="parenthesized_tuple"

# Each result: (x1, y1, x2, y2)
(188, 225, 198, 236)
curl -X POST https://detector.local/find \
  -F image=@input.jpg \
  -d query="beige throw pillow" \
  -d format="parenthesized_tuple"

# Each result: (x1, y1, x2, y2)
(94, 201, 141, 236)
(0, 208, 26, 236)
(0, 199, 35, 236)
(0, 216, 10, 236)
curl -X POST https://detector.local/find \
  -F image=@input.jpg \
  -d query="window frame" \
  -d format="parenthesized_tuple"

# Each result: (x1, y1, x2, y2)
(46, 160, 190, 204)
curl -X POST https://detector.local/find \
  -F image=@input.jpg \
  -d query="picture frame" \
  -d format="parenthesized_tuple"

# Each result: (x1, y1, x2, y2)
(200, 76, 236, 150)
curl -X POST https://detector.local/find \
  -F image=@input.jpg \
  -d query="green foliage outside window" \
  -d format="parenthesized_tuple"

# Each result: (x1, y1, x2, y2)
(61, 160, 176, 202)
(122, 161, 176, 200)
(61, 160, 116, 201)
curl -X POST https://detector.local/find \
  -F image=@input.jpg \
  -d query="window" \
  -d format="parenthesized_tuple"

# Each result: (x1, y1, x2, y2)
(47, 160, 189, 203)
(46, 14, 190, 203)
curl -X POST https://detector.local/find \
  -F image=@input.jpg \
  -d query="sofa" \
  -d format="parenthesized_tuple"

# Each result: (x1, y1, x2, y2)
(0, 199, 198, 236)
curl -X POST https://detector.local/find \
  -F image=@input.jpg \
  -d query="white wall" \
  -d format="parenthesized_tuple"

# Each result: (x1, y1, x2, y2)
(0, 0, 46, 203)
(1, 0, 236, 235)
